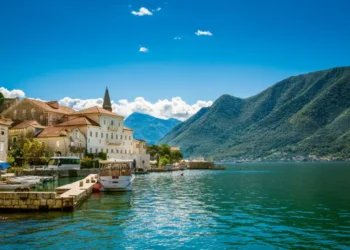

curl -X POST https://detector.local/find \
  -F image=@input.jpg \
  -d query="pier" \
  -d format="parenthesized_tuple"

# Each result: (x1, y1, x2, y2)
(0, 174, 97, 212)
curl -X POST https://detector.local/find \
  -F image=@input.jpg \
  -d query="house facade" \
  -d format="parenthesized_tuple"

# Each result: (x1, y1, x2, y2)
(1, 99, 75, 126)
(36, 127, 86, 157)
(0, 116, 12, 162)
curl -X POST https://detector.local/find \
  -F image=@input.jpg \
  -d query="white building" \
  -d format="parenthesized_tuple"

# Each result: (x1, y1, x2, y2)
(0, 116, 12, 162)
(52, 88, 150, 170)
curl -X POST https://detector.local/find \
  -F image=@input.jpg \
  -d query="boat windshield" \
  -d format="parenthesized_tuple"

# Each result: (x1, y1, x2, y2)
(100, 163, 131, 176)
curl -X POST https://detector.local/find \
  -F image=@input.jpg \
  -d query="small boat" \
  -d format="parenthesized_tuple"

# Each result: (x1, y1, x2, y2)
(6, 176, 42, 187)
(94, 159, 135, 192)
(0, 182, 31, 191)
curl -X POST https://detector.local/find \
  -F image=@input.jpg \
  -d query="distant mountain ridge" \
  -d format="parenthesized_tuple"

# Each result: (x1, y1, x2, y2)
(124, 112, 181, 145)
(160, 66, 350, 160)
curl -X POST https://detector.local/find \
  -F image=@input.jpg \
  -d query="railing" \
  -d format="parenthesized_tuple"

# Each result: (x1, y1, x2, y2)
(106, 138, 121, 145)
(108, 125, 119, 131)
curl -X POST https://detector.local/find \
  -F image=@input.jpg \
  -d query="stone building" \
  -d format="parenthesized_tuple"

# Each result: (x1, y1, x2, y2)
(9, 120, 46, 147)
(0, 116, 12, 162)
(0, 97, 19, 113)
(36, 127, 86, 157)
(1, 98, 75, 126)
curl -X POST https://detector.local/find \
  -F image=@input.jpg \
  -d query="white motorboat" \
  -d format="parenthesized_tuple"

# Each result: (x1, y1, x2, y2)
(7, 176, 42, 187)
(0, 182, 30, 191)
(94, 159, 135, 192)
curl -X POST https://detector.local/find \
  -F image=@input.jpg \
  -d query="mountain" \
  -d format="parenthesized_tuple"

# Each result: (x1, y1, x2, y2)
(160, 66, 350, 160)
(124, 112, 181, 145)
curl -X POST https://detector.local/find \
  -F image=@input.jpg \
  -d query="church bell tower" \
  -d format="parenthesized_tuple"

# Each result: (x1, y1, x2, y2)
(103, 87, 112, 112)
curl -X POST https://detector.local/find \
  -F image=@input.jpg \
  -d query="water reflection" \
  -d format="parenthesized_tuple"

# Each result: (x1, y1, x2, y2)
(1, 162, 350, 249)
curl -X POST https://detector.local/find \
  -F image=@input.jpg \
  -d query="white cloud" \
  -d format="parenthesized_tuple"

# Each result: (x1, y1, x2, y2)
(153, 7, 161, 12)
(174, 37, 182, 40)
(0, 87, 26, 98)
(139, 47, 149, 53)
(195, 30, 213, 36)
(59, 96, 213, 121)
(1, 86, 213, 121)
(131, 7, 153, 16)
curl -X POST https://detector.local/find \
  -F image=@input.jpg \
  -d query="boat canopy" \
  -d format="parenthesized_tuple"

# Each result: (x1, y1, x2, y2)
(99, 159, 133, 165)
(0, 161, 10, 170)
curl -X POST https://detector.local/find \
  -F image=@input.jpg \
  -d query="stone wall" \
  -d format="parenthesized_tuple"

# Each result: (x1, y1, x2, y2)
(0, 192, 74, 211)
(187, 162, 214, 169)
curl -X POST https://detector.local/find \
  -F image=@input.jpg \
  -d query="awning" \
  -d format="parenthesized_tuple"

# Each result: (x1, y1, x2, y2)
(0, 161, 10, 170)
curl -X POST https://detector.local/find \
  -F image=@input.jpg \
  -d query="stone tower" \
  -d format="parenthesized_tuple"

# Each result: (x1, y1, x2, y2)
(103, 87, 112, 112)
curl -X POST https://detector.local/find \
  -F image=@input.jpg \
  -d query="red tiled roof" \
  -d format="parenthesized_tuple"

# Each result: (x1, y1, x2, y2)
(56, 116, 100, 127)
(75, 106, 123, 118)
(36, 127, 70, 138)
(10, 120, 45, 129)
(123, 126, 134, 131)
(26, 99, 76, 114)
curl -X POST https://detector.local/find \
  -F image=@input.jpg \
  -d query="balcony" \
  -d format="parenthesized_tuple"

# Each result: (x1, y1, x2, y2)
(106, 138, 121, 145)
(108, 125, 119, 131)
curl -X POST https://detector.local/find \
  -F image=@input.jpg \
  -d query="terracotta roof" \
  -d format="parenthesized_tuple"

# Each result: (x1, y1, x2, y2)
(123, 126, 134, 131)
(10, 120, 45, 129)
(36, 126, 79, 138)
(75, 106, 123, 118)
(25, 99, 76, 114)
(0, 116, 12, 126)
(56, 116, 100, 127)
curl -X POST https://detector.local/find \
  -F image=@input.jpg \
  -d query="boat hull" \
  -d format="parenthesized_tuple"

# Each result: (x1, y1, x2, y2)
(95, 175, 135, 192)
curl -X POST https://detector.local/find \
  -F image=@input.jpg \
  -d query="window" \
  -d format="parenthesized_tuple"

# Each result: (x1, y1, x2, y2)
(111, 133, 113, 139)
(106, 133, 108, 139)
(125, 135, 127, 140)
(106, 149, 109, 153)
(95, 148, 98, 153)
(74, 130, 79, 139)
(13, 137, 17, 143)
(129, 136, 131, 140)
(90, 148, 92, 153)
(111, 120, 114, 125)
(104, 120, 106, 125)
(0, 142, 4, 152)
(115, 134, 118, 139)
(31, 108, 36, 118)
(90, 131, 92, 137)
(111, 149, 114, 153)
(101, 133, 103, 138)
(96, 132, 98, 137)
(0, 130, 4, 136)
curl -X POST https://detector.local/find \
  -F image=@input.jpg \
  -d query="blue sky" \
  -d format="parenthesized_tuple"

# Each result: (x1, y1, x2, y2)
(1, 0, 350, 105)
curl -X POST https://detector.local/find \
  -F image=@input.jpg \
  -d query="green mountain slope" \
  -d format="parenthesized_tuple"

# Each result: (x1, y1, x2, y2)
(160, 66, 350, 160)
(124, 112, 181, 145)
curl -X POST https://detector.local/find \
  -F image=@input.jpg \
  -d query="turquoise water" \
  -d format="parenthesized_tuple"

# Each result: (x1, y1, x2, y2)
(1, 162, 350, 249)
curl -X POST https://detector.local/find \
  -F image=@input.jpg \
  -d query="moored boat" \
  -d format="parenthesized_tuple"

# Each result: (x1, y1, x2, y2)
(0, 182, 31, 191)
(94, 159, 135, 192)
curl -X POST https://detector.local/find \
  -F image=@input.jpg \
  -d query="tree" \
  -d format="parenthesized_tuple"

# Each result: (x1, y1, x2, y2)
(171, 150, 183, 163)
(22, 139, 50, 165)
(160, 155, 170, 167)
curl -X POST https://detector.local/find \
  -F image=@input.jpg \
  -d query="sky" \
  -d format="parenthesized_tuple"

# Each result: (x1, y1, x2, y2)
(1, 0, 350, 120)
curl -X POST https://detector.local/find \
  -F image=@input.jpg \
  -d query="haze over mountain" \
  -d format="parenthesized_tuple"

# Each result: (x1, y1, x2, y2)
(160, 67, 350, 160)
(124, 112, 181, 145)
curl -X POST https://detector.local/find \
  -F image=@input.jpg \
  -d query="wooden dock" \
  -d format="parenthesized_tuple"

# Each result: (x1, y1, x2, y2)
(0, 174, 98, 212)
